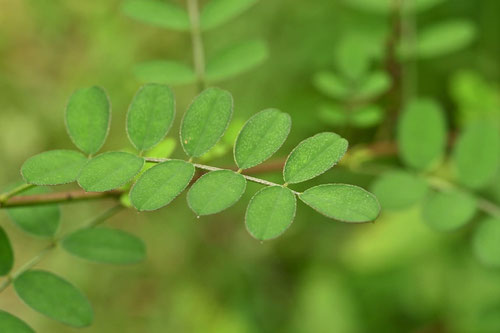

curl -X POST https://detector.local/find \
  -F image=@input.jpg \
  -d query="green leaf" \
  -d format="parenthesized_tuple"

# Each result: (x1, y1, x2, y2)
(371, 171, 428, 210)
(342, 0, 445, 14)
(130, 160, 195, 211)
(180, 88, 233, 157)
(245, 186, 296, 240)
(234, 109, 291, 169)
(144, 137, 177, 158)
(453, 121, 500, 189)
(0, 226, 13, 276)
(62, 227, 146, 264)
(283, 132, 348, 184)
(187, 170, 246, 215)
(14, 270, 93, 328)
(354, 71, 391, 100)
(201, 0, 257, 30)
(473, 217, 500, 267)
(206, 40, 268, 82)
(7, 187, 60, 238)
(127, 84, 175, 151)
(65, 86, 110, 155)
(122, 0, 190, 31)
(300, 184, 380, 223)
(335, 34, 372, 81)
(422, 190, 477, 231)
(0, 311, 35, 333)
(21, 150, 87, 185)
(312, 71, 350, 99)
(350, 105, 384, 128)
(318, 104, 348, 127)
(78, 152, 144, 192)
(415, 20, 476, 59)
(133, 60, 196, 85)
(397, 99, 447, 170)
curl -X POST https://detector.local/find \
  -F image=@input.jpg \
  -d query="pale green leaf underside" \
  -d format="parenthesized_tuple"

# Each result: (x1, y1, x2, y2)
(187, 170, 246, 215)
(201, 0, 258, 30)
(313, 71, 350, 99)
(6, 187, 60, 238)
(371, 170, 428, 210)
(397, 99, 447, 170)
(133, 60, 196, 85)
(234, 109, 291, 169)
(131, 160, 195, 211)
(181, 88, 233, 157)
(246, 186, 296, 240)
(0, 226, 13, 276)
(422, 190, 477, 231)
(416, 20, 476, 58)
(127, 83, 175, 151)
(0, 311, 35, 333)
(206, 40, 269, 82)
(284, 132, 348, 184)
(78, 152, 144, 192)
(14, 270, 93, 328)
(21, 150, 87, 185)
(62, 227, 146, 264)
(300, 184, 380, 223)
(122, 0, 190, 31)
(473, 217, 500, 267)
(65, 86, 110, 155)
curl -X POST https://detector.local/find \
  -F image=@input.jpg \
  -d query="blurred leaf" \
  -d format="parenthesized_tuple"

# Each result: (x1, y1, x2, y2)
(122, 0, 190, 31)
(133, 60, 196, 85)
(283, 132, 348, 184)
(7, 187, 60, 238)
(371, 171, 428, 210)
(335, 34, 373, 81)
(180, 88, 233, 157)
(21, 150, 87, 185)
(355, 71, 391, 100)
(313, 71, 350, 99)
(201, 0, 258, 30)
(245, 186, 296, 240)
(78, 152, 144, 192)
(144, 137, 177, 158)
(453, 121, 500, 189)
(131, 160, 195, 211)
(187, 170, 246, 215)
(397, 99, 447, 170)
(14, 270, 93, 327)
(0, 226, 13, 276)
(62, 227, 146, 264)
(350, 105, 384, 128)
(205, 40, 268, 82)
(473, 217, 500, 267)
(234, 109, 291, 169)
(319, 104, 348, 127)
(300, 184, 380, 223)
(342, 0, 445, 14)
(127, 84, 175, 151)
(0, 310, 34, 333)
(65, 86, 110, 155)
(422, 190, 477, 231)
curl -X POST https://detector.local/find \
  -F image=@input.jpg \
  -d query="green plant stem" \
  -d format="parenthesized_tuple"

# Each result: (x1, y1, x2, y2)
(0, 183, 35, 206)
(0, 204, 124, 294)
(187, 0, 206, 92)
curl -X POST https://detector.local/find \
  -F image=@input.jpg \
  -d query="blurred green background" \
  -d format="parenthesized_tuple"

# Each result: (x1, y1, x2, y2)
(1, 0, 500, 332)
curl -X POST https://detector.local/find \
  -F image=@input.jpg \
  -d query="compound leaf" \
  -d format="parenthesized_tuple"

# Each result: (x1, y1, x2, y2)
(206, 40, 268, 82)
(14, 270, 93, 328)
(62, 227, 146, 264)
(422, 190, 477, 231)
(131, 160, 195, 211)
(246, 186, 296, 241)
(65, 86, 110, 155)
(21, 150, 87, 185)
(350, 105, 384, 128)
(201, 0, 258, 30)
(133, 60, 196, 85)
(187, 170, 246, 215)
(283, 132, 348, 184)
(78, 152, 144, 192)
(0, 226, 13, 276)
(122, 0, 190, 31)
(180, 88, 233, 157)
(313, 71, 350, 99)
(300, 184, 380, 223)
(371, 171, 428, 210)
(0, 311, 35, 333)
(234, 109, 291, 169)
(453, 120, 500, 189)
(397, 99, 447, 170)
(473, 217, 500, 267)
(127, 84, 175, 151)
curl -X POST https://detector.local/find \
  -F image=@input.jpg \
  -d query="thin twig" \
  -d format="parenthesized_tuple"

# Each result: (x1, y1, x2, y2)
(187, 0, 206, 92)
(0, 183, 35, 206)
(0, 190, 122, 208)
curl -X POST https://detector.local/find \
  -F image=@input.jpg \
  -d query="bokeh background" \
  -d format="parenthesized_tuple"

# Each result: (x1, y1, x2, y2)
(1, 0, 500, 332)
